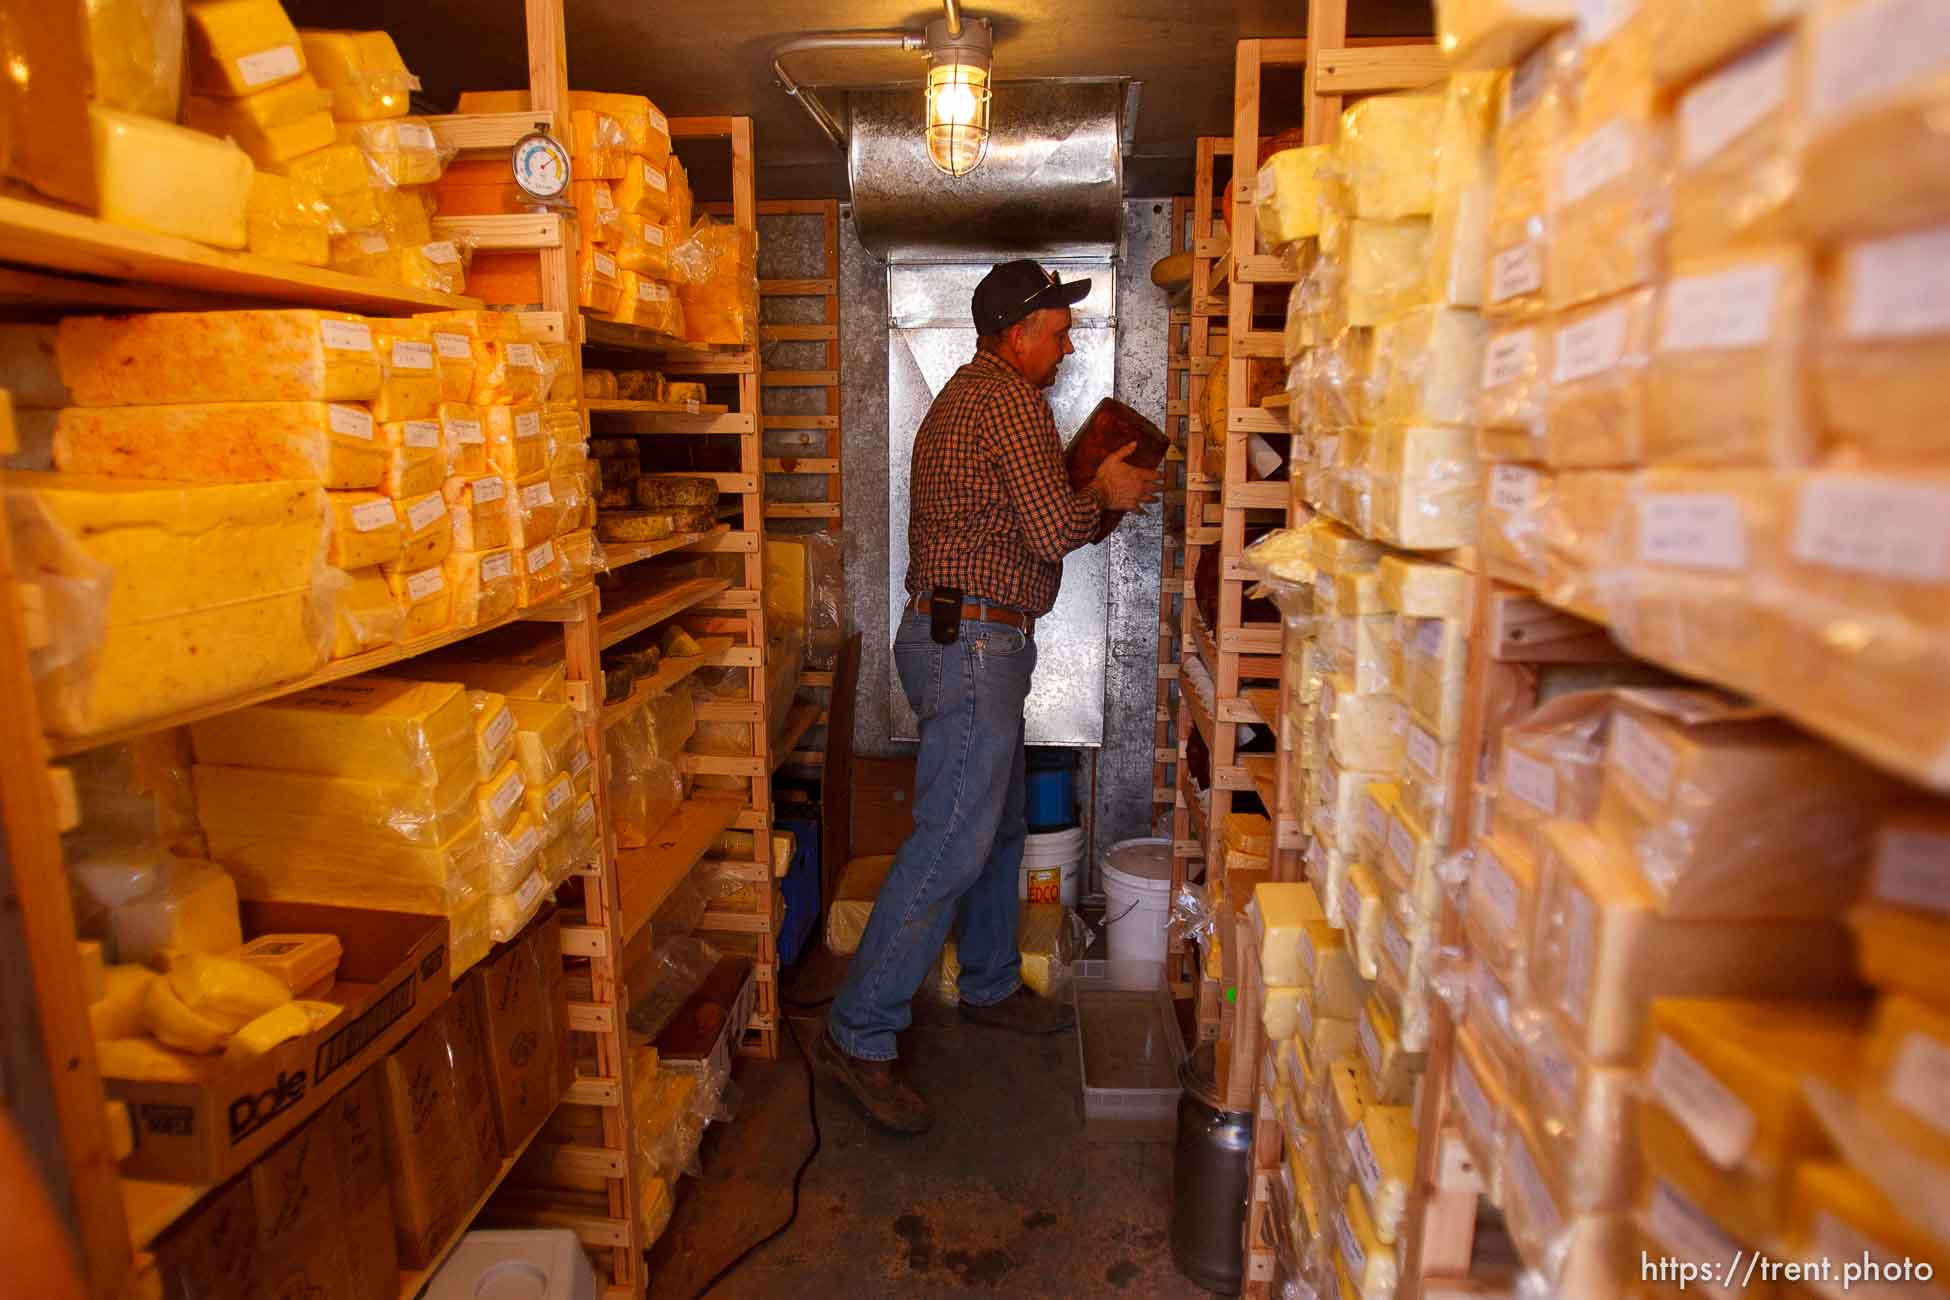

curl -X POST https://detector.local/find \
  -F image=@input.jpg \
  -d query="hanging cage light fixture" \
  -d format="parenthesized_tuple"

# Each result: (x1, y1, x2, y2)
(922, 13, 993, 177)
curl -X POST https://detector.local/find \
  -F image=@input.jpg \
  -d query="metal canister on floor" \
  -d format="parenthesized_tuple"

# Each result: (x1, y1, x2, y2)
(1169, 1040, 1253, 1295)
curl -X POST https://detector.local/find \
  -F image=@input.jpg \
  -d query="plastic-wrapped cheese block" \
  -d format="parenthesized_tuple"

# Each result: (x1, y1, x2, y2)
(470, 339, 545, 407)
(558, 529, 600, 586)
(436, 403, 486, 477)
(1339, 862, 1386, 984)
(445, 474, 511, 551)
(427, 329, 478, 404)
(326, 491, 401, 569)
(1646, 244, 1814, 467)
(1527, 819, 1859, 1063)
(446, 547, 517, 628)
(486, 405, 546, 480)
(1255, 146, 1329, 247)
(1298, 916, 1367, 1022)
(244, 169, 330, 265)
(1450, 1028, 1509, 1209)
(615, 152, 674, 222)
(329, 564, 401, 656)
(213, 817, 487, 914)
(58, 310, 381, 406)
(1341, 92, 1442, 222)
(1859, 994, 1950, 1164)
(487, 871, 548, 943)
(87, 106, 254, 250)
(106, 860, 243, 969)
(1429, 71, 1502, 307)
(1504, 1127, 1633, 1297)
(1545, 288, 1653, 468)
(1435, 0, 1575, 68)
(53, 400, 384, 489)
(1669, 33, 1803, 260)
(338, 117, 443, 187)
(298, 29, 412, 121)
(1517, 1006, 1638, 1214)
(1311, 760, 1389, 859)
(1798, 0, 1950, 241)
(371, 321, 440, 423)
(1345, 219, 1431, 327)
(186, 93, 333, 169)
(1319, 673, 1401, 773)
(186, 0, 305, 98)
(194, 760, 476, 849)
(517, 537, 563, 605)
(477, 758, 526, 836)
(1349, 1102, 1418, 1246)
(1549, 113, 1668, 310)
(1335, 1180, 1397, 1300)
(1251, 882, 1322, 985)
(1371, 423, 1479, 550)
(1493, 691, 1614, 862)
(611, 274, 684, 335)
(483, 812, 544, 894)
(1634, 0, 1810, 89)
(1815, 222, 1950, 463)
(507, 473, 561, 551)
(526, 771, 574, 845)
(1476, 322, 1550, 461)
(1786, 1162, 1949, 1292)
(378, 422, 445, 499)
(391, 489, 453, 570)
(467, 691, 518, 777)
(191, 674, 474, 782)
(383, 563, 452, 639)
(1488, 36, 1573, 322)
(507, 698, 576, 787)
(1400, 614, 1466, 738)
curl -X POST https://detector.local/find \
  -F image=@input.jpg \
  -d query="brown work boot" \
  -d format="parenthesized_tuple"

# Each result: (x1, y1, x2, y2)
(960, 986, 1076, 1034)
(811, 1029, 933, 1134)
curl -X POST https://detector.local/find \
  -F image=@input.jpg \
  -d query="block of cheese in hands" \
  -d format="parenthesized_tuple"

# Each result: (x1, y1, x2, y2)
(57, 311, 381, 405)
(1550, 114, 1668, 310)
(1435, 0, 1576, 69)
(194, 759, 476, 849)
(1815, 222, 1950, 463)
(1798, 0, 1950, 241)
(1596, 688, 1896, 919)
(1373, 306, 1485, 426)
(1527, 819, 1860, 1063)
(186, 0, 306, 98)
(1669, 32, 1804, 259)
(1345, 219, 1431, 327)
(326, 491, 401, 569)
(1255, 146, 1329, 247)
(1546, 289, 1654, 469)
(190, 675, 476, 784)
(1341, 93, 1443, 221)
(1646, 245, 1814, 467)
(87, 106, 255, 250)
(329, 565, 401, 656)
(52, 400, 385, 489)
(1428, 71, 1502, 308)
(1520, 1006, 1639, 1215)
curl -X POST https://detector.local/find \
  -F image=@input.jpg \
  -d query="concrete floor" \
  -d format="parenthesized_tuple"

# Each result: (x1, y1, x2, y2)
(646, 949, 1219, 1300)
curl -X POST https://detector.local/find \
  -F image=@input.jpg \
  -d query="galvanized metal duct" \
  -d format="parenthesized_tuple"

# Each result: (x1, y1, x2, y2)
(847, 79, 1125, 263)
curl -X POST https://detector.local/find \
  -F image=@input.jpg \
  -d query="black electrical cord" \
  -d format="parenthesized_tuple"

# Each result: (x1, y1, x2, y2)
(682, 1009, 823, 1300)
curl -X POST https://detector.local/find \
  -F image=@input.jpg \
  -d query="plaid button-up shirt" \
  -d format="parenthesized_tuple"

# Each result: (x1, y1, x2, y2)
(904, 349, 1103, 617)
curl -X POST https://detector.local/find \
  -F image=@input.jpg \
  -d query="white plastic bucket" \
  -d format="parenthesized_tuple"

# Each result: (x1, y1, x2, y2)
(1102, 837, 1174, 969)
(1019, 826, 1085, 906)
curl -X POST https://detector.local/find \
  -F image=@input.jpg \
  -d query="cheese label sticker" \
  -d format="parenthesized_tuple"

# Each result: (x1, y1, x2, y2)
(480, 551, 514, 582)
(646, 223, 666, 246)
(1873, 828, 1950, 917)
(320, 320, 373, 353)
(1638, 492, 1750, 572)
(1650, 1037, 1760, 1168)
(1560, 118, 1636, 205)
(575, 798, 597, 833)
(512, 826, 542, 860)
(1294, 992, 1314, 1041)
(1558, 885, 1598, 1023)
(1335, 1208, 1367, 1281)
(571, 748, 592, 777)
(406, 567, 444, 601)
(474, 475, 506, 504)
(1472, 960, 1511, 1035)
(1346, 1122, 1382, 1203)
(1256, 161, 1280, 203)
(1473, 844, 1520, 936)
(508, 343, 539, 368)
(328, 404, 375, 440)
(1297, 928, 1319, 981)
(1452, 1050, 1492, 1140)
(237, 44, 302, 87)
(1844, 224, 1950, 339)
(649, 107, 669, 135)
(1489, 464, 1539, 514)
(645, 161, 668, 192)
(1506, 43, 1551, 122)
(546, 779, 572, 814)
(640, 279, 671, 302)
(446, 414, 484, 445)
(1381, 915, 1411, 976)
(1340, 878, 1363, 937)
(516, 411, 542, 439)
(350, 499, 396, 533)
(1362, 794, 1388, 846)
(1610, 713, 1679, 806)
(1359, 1010, 1384, 1080)
(423, 240, 462, 266)
(398, 123, 437, 152)
(1482, 328, 1537, 390)
(522, 480, 555, 509)
(401, 419, 440, 449)
(1680, 34, 1794, 168)
(391, 340, 435, 371)
(1553, 305, 1630, 384)
(1489, 239, 1544, 304)
(527, 541, 556, 573)
(1531, 1034, 1578, 1117)
(406, 494, 447, 533)
(594, 251, 618, 280)
(594, 185, 615, 211)
(1889, 1032, 1950, 1140)
(356, 230, 389, 255)
(1659, 262, 1782, 352)
(1413, 618, 1444, 657)
(1792, 478, 1950, 582)
(1577, 0, 1638, 45)
(1503, 748, 1557, 813)
(1507, 1135, 1563, 1242)
(1809, 0, 1950, 126)
(434, 331, 472, 359)
(488, 771, 524, 822)
(514, 872, 546, 913)
(1646, 1183, 1740, 1300)
(1388, 816, 1416, 873)
(485, 708, 515, 753)
(1407, 723, 1440, 778)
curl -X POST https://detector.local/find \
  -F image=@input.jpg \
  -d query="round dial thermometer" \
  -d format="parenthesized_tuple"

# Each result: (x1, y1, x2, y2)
(512, 131, 571, 200)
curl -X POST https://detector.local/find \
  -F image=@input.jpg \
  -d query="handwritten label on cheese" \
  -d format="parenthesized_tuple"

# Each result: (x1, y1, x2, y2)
(645, 160, 668, 191)
(1380, 915, 1411, 976)
(1297, 927, 1319, 981)
(1347, 1122, 1382, 1203)
(1489, 239, 1544, 304)
(1843, 223, 1950, 339)
(1388, 817, 1416, 874)
(1558, 885, 1598, 1023)
(1680, 34, 1794, 167)
(1502, 748, 1556, 813)
(401, 419, 440, 448)
(488, 770, 525, 821)
(445, 414, 484, 444)
(1472, 959, 1512, 1036)
(1888, 1032, 1950, 1140)
(512, 871, 546, 913)
(646, 223, 666, 246)
(1452, 1049, 1492, 1140)
(546, 779, 572, 814)
(522, 480, 554, 509)
(320, 320, 373, 353)
(649, 107, 669, 135)
(640, 279, 671, 302)
(515, 410, 542, 439)
(1340, 877, 1364, 937)
(1295, 991, 1314, 1041)
(1507, 1133, 1563, 1242)
(1335, 1209, 1367, 1282)
(526, 541, 556, 574)
(593, 251, 618, 280)
(1531, 1034, 1578, 1119)
(1489, 464, 1539, 515)
(1610, 712, 1679, 805)
(1809, 0, 1950, 126)
(571, 747, 592, 777)
(575, 798, 597, 832)
(406, 567, 444, 602)
(507, 343, 538, 369)
(1406, 723, 1440, 778)
(422, 240, 461, 266)
(355, 230, 389, 255)
(398, 122, 436, 151)
(328, 404, 375, 440)
(1482, 328, 1538, 390)
(237, 44, 302, 87)
(1792, 478, 1950, 582)
(350, 499, 396, 533)
(406, 494, 447, 533)
(1362, 794, 1388, 847)
(1472, 844, 1520, 938)
(1560, 118, 1636, 205)
(1646, 1183, 1741, 1300)
(511, 826, 542, 860)
(1650, 1037, 1760, 1168)
(1359, 1010, 1384, 1079)
(1553, 304, 1630, 383)
(1638, 492, 1750, 572)
(485, 707, 515, 753)
(1660, 261, 1782, 352)
(1873, 829, 1950, 917)
(434, 331, 472, 360)
(480, 551, 514, 582)
(473, 474, 506, 504)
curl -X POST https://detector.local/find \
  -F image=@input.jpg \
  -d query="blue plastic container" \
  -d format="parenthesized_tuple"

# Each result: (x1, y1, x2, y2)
(1026, 766, 1076, 832)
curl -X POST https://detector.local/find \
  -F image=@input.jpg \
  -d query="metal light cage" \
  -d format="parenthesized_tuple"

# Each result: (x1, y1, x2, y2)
(923, 16, 992, 177)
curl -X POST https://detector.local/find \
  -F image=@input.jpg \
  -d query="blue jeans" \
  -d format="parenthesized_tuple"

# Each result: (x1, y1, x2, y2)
(827, 609, 1036, 1061)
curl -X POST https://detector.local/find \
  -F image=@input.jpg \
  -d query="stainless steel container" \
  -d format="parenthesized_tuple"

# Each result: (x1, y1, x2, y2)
(1169, 1041, 1253, 1295)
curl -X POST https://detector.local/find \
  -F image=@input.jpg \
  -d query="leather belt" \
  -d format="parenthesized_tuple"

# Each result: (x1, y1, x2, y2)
(910, 590, 1035, 634)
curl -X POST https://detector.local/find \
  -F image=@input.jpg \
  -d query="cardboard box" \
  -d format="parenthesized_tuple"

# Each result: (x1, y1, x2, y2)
(433, 977, 501, 1199)
(154, 1176, 257, 1300)
(376, 1007, 483, 1268)
(107, 901, 450, 1184)
(315, 1071, 398, 1300)
(470, 908, 569, 1153)
(249, 1115, 351, 1300)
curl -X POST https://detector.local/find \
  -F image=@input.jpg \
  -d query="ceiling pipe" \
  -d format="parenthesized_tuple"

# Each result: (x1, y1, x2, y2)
(942, 0, 963, 38)
(770, 30, 925, 153)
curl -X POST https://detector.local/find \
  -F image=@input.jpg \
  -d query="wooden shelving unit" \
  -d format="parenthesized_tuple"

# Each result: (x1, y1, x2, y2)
(1155, 195, 1193, 854)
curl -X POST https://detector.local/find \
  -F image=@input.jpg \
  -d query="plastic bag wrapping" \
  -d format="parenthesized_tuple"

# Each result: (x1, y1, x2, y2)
(1344, 218, 1431, 327)
(1372, 305, 1486, 427)
(210, 818, 487, 916)
(1476, 318, 1550, 462)
(1814, 221, 1950, 465)
(298, 29, 416, 121)
(1298, 250, 1348, 347)
(1516, 1006, 1637, 1216)
(1308, 327, 1374, 435)
(625, 935, 720, 1042)
(1798, 0, 1950, 242)
(1547, 108, 1669, 311)
(1339, 91, 1442, 222)
(1491, 690, 1615, 860)
(1428, 70, 1503, 308)
(1370, 423, 1480, 552)
(1804, 1077, 1950, 1254)
(1668, 31, 1804, 259)
(1255, 145, 1330, 249)
(86, 0, 187, 119)
(569, 109, 629, 180)
(195, 760, 478, 854)
(1543, 287, 1654, 469)
(1168, 881, 1216, 956)
(608, 710, 683, 850)
(336, 117, 454, 188)
(1487, 36, 1572, 323)
(244, 170, 333, 267)
(481, 812, 543, 894)
(1399, 612, 1467, 739)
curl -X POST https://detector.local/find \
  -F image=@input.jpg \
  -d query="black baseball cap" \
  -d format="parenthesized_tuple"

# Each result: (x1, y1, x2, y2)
(971, 259, 1092, 335)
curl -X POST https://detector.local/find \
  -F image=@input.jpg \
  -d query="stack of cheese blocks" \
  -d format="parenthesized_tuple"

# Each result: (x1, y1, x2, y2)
(1445, 0, 1950, 783)
(674, 221, 761, 346)
(1440, 683, 1926, 1298)
(440, 88, 688, 332)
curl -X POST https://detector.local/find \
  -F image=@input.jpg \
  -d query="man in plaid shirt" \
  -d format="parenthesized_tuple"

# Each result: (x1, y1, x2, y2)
(817, 260, 1159, 1133)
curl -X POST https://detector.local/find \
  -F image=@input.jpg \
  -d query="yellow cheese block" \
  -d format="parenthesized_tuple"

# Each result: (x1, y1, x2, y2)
(195, 74, 334, 132)
(1477, 320, 1549, 456)
(378, 437, 444, 501)
(447, 547, 518, 628)
(1348, 1103, 1417, 1245)
(90, 965, 157, 1039)
(88, 106, 253, 250)
(186, 95, 334, 167)
(298, 29, 412, 121)
(508, 698, 576, 786)
(1518, 1005, 1639, 1215)
(486, 405, 547, 480)
(1550, 113, 1668, 311)
(1493, 690, 1614, 861)
(236, 932, 342, 993)
(1255, 146, 1329, 246)
(326, 490, 402, 569)
(186, 0, 306, 98)
(106, 863, 241, 970)
(244, 169, 330, 265)
(1341, 92, 1443, 221)
(1378, 554, 1468, 620)
(1815, 221, 1950, 464)
(268, 140, 367, 192)
(487, 870, 549, 942)
(1400, 614, 1467, 740)
(221, 999, 341, 1065)
(518, 537, 564, 606)
(1529, 820, 1860, 1063)
(1488, 35, 1573, 315)
(1345, 218, 1432, 327)
(53, 400, 384, 489)
(1669, 31, 1802, 260)
(1335, 1179, 1397, 1299)
(194, 759, 476, 849)
(1785, 1162, 1950, 1297)
(57, 310, 380, 406)
(429, 333, 479, 406)
(477, 759, 526, 836)
(484, 811, 544, 894)
(438, 403, 487, 476)
(1252, 882, 1324, 985)
(337, 117, 444, 187)
(1298, 917, 1366, 1022)
(1546, 287, 1655, 469)
(190, 674, 476, 784)
(446, 473, 513, 551)
(526, 771, 574, 845)
(614, 152, 673, 221)
(1861, 994, 1950, 1166)
(467, 690, 518, 777)
(213, 817, 489, 914)
(1373, 306, 1486, 427)
(329, 565, 401, 657)
(372, 321, 441, 424)
(1429, 70, 1502, 307)
(1465, 828, 1537, 981)
(1357, 991, 1421, 1105)
(1435, 0, 1576, 69)
(1450, 1027, 1509, 1208)
(385, 490, 453, 573)
(85, 0, 188, 119)
(384, 563, 453, 639)
(506, 471, 562, 552)
(558, 529, 599, 586)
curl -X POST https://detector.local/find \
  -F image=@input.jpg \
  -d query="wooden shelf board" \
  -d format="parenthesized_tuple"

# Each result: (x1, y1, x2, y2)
(596, 576, 732, 650)
(617, 795, 746, 942)
(770, 701, 822, 774)
(599, 524, 729, 572)
(599, 636, 734, 731)
(47, 587, 596, 758)
(1242, 754, 1281, 817)
(1244, 688, 1281, 729)
(586, 399, 731, 416)
(580, 315, 751, 366)
(396, 1118, 551, 1299)
(0, 195, 481, 314)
